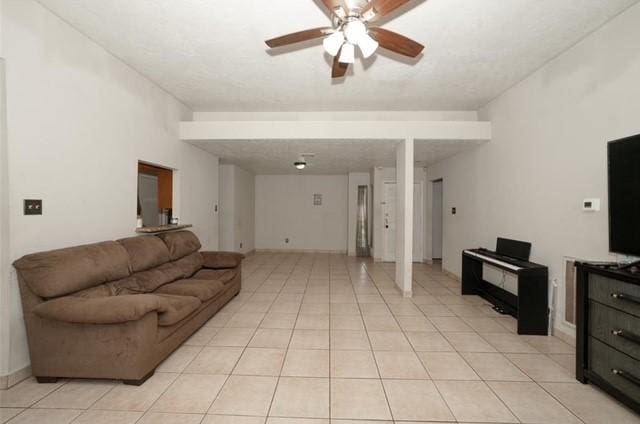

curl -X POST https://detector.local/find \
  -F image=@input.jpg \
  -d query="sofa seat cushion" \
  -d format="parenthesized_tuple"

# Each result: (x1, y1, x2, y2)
(154, 279, 224, 302)
(155, 294, 202, 326)
(194, 269, 238, 285)
(201, 252, 245, 270)
(32, 293, 201, 326)
(169, 252, 204, 279)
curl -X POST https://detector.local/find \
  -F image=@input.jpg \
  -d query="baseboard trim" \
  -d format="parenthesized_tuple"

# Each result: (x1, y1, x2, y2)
(443, 268, 461, 282)
(553, 321, 577, 346)
(255, 249, 347, 254)
(0, 365, 31, 389)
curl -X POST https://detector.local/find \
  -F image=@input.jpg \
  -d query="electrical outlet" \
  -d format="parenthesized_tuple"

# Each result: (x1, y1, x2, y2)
(240, 242, 243, 249)
(285, 238, 289, 244)
(451, 207, 457, 215)
(24, 199, 42, 215)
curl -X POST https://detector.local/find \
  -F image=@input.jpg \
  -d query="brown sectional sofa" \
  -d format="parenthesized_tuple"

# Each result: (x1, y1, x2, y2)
(13, 231, 243, 385)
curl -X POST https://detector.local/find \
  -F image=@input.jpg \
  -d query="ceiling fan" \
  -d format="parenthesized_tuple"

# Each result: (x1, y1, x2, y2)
(265, 0, 425, 79)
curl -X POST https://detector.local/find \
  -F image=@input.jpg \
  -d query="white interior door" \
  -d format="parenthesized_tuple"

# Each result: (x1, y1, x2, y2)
(413, 183, 424, 262)
(383, 182, 423, 263)
(432, 180, 443, 259)
(383, 183, 396, 262)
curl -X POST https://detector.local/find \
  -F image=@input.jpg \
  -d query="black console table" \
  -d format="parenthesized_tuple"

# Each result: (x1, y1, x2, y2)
(576, 262, 640, 414)
(462, 249, 549, 335)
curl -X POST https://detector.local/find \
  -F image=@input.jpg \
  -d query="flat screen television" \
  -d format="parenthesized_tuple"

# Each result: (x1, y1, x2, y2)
(608, 134, 640, 256)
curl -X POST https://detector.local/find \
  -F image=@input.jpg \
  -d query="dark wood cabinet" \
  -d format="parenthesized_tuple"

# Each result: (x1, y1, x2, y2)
(576, 262, 640, 414)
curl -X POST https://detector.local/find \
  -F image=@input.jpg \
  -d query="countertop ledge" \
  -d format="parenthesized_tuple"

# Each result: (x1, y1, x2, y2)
(135, 224, 192, 234)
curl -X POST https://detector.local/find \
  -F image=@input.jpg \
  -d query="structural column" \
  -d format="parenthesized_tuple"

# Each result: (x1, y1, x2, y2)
(395, 138, 414, 296)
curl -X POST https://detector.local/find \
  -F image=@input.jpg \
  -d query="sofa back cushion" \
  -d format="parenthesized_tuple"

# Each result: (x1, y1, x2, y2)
(71, 252, 205, 299)
(158, 231, 202, 261)
(117, 236, 171, 272)
(13, 241, 130, 298)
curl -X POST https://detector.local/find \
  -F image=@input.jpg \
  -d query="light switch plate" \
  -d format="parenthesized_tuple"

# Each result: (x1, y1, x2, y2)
(583, 198, 601, 212)
(24, 199, 43, 215)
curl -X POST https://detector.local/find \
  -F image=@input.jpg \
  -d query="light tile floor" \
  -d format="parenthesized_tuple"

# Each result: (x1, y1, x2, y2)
(2, 253, 640, 424)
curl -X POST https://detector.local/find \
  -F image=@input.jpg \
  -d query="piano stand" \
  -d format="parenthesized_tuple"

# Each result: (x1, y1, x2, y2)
(462, 249, 549, 335)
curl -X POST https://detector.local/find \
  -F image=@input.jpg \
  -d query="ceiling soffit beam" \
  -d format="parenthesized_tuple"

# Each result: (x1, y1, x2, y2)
(180, 120, 492, 142)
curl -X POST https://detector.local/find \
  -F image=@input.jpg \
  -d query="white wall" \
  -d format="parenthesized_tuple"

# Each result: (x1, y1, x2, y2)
(1, 0, 220, 377)
(233, 166, 255, 254)
(347, 173, 371, 256)
(426, 2, 640, 336)
(0, 58, 10, 381)
(219, 165, 235, 251)
(255, 175, 348, 252)
(219, 164, 255, 254)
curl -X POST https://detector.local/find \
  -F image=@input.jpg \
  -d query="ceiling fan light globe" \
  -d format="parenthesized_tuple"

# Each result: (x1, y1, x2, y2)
(344, 20, 367, 45)
(359, 33, 379, 58)
(338, 43, 355, 64)
(294, 162, 307, 170)
(323, 31, 345, 57)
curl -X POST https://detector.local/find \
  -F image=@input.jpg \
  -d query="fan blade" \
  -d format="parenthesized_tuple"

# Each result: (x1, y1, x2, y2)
(266, 27, 333, 48)
(332, 54, 349, 78)
(363, 0, 411, 21)
(368, 27, 424, 57)
(320, 0, 349, 15)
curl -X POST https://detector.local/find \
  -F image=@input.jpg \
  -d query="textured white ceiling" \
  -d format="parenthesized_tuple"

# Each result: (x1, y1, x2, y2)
(193, 139, 485, 174)
(37, 0, 638, 111)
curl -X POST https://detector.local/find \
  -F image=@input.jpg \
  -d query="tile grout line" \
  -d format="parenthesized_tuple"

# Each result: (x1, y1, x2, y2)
(264, 252, 306, 421)
(363, 259, 458, 423)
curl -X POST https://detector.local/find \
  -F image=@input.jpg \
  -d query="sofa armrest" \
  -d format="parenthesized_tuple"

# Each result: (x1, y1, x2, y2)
(32, 294, 168, 325)
(201, 251, 245, 269)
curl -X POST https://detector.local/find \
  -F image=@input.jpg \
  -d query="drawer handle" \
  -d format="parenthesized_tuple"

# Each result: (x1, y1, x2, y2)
(612, 368, 640, 387)
(611, 292, 640, 305)
(612, 329, 640, 345)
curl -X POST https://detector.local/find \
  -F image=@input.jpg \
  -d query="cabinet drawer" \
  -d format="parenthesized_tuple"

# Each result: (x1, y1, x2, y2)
(589, 337, 640, 404)
(589, 274, 640, 317)
(589, 301, 640, 360)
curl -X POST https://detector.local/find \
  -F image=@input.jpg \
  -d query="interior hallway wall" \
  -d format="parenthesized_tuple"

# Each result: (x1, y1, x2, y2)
(1, 0, 220, 379)
(255, 175, 348, 252)
(219, 164, 255, 254)
(425, 2, 640, 337)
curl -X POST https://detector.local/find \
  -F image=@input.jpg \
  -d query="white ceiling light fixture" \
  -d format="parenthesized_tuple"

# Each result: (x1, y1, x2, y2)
(324, 19, 379, 61)
(338, 42, 355, 64)
(323, 31, 345, 57)
(294, 153, 315, 170)
(344, 19, 379, 58)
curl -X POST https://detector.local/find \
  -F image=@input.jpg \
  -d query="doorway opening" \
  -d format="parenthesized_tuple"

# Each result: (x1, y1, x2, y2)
(382, 181, 424, 263)
(431, 179, 443, 261)
(356, 185, 370, 257)
(137, 162, 174, 228)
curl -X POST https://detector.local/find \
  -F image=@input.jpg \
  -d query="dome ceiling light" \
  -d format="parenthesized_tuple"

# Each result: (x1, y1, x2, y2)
(294, 153, 315, 171)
